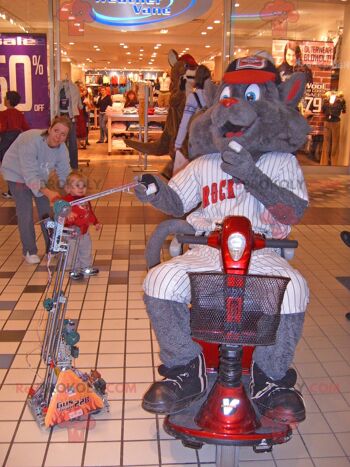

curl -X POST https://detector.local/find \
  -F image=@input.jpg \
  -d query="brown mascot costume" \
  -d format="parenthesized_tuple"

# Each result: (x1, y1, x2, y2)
(125, 49, 197, 178)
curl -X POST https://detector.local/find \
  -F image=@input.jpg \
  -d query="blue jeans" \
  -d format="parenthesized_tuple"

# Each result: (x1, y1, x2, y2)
(99, 112, 107, 141)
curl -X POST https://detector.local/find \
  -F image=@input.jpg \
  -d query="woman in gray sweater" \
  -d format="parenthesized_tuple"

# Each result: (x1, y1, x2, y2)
(1, 115, 71, 263)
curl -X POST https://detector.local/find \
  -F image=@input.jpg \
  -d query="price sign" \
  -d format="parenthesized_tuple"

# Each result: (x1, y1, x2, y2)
(0, 33, 50, 129)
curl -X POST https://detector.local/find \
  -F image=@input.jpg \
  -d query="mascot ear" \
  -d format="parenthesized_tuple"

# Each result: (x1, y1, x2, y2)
(279, 72, 307, 108)
(168, 49, 179, 67)
(204, 79, 219, 107)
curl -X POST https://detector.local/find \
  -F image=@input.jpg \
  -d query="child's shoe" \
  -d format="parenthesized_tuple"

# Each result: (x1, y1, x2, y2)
(83, 267, 99, 276)
(70, 271, 84, 280)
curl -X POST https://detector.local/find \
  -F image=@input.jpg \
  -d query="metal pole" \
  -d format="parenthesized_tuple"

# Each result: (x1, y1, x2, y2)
(54, 0, 61, 82)
(48, 0, 55, 121)
(222, 0, 234, 76)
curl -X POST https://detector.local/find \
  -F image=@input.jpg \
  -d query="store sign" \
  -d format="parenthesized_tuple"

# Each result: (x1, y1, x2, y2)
(89, 0, 212, 29)
(0, 33, 50, 129)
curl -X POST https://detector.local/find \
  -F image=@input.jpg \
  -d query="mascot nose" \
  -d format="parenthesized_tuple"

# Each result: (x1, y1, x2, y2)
(220, 97, 239, 108)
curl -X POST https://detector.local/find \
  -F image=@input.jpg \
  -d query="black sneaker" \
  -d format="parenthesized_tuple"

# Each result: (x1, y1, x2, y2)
(83, 267, 99, 276)
(250, 362, 305, 424)
(70, 271, 84, 280)
(2, 192, 12, 199)
(340, 231, 350, 248)
(142, 353, 207, 414)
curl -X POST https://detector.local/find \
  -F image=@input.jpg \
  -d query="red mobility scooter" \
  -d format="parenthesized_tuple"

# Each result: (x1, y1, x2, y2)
(147, 216, 301, 466)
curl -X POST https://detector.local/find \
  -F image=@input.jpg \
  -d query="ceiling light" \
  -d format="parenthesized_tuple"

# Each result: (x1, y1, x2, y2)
(69, 42, 75, 45)
(207, 26, 213, 30)
(214, 20, 221, 24)
(160, 29, 168, 34)
(235, 2, 240, 6)
(93, 45, 98, 48)
(123, 45, 128, 49)
(126, 51, 131, 55)
(205, 45, 211, 48)
(156, 43, 162, 47)
(121, 29, 127, 32)
(201, 32, 207, 35)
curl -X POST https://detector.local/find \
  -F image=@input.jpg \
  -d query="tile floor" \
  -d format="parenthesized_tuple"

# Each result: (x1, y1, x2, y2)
(0, 135, 349, 466)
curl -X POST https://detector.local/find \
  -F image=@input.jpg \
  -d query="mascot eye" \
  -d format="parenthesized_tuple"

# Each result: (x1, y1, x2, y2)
(220, 86, 231, 100)
(244, 84, 260, 102)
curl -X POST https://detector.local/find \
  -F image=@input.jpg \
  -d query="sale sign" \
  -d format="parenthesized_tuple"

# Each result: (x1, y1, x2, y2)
(0, 33, 50, 129)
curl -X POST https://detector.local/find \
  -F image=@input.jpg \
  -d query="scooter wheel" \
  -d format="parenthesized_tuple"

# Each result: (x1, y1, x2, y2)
(346, 312, 350, 321)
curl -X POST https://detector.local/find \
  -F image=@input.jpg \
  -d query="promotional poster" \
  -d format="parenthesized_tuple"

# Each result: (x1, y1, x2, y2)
(0, 33, 50, 129)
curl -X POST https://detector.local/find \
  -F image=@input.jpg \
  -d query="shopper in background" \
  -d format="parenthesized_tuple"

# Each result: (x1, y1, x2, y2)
(173, 64, 212, 174)
(0, 90, 30, 199)
(96, 86, 112, 143)
(1, 116, 71, 264)
(82, 87, 94, 147)
(63, 171, 101, 280)
(124, 89, 138, 108)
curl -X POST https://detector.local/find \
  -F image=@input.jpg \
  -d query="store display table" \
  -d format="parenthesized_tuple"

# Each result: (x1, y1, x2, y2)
(106, 111, 167, 155)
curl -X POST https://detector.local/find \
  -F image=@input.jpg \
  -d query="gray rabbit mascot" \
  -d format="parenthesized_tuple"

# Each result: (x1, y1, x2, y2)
(134, 53, 310, 424)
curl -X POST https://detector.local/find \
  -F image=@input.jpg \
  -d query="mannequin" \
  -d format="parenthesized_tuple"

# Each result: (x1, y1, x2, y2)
(157, 72, 171, 107)
(320, 91, 346, 165)
(54, 78, 81, 169)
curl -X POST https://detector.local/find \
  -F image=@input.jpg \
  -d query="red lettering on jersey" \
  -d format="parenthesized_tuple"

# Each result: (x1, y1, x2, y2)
(219, 180, 226, 201)
(202, 179, 235, 208)
(211, 183, 218, 204)
(202, 186, 210, 208)
(227, 179, 235, 199)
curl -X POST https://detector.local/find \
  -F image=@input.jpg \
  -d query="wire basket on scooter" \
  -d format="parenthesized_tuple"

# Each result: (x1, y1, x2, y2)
(189, 273, 290, 346)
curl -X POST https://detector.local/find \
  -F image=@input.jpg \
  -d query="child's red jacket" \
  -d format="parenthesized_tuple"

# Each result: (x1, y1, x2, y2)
(63, 194, 99, 235)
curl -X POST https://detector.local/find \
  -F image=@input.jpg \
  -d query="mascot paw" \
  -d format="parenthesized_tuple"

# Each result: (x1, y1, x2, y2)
(134, 174, 159, 202)
(221, 145, 255, 184)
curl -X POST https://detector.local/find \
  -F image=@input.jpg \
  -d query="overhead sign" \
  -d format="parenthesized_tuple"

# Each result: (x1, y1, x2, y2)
(89, 0, 213, 30)
(0, 33, 50, 129)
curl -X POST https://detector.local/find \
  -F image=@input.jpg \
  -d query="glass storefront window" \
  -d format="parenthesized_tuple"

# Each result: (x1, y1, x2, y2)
(223, 0, 350, 167)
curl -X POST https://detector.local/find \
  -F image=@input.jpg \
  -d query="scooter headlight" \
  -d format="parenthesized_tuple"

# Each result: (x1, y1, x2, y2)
(227, 233, 246, 261)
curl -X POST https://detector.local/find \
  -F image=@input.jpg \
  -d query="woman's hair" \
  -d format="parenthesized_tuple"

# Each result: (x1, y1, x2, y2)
(283, 41, 302, 62)
(5, 91, 21, 107)
(194, 65, 211, 89)
(124, 90, 138, 107)
(41, 115, 72, 136)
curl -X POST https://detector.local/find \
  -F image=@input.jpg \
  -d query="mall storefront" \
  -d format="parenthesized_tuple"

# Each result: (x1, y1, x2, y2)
(0, 0, 350, 168)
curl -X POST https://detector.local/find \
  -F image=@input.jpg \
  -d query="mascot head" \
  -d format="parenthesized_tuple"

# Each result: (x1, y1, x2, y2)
(188, 53, 310, 162)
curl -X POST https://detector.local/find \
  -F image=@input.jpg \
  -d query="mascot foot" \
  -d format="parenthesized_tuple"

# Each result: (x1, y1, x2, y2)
(142, 354, 207, 414)
(124, 138, 169, 156)
(250, 362, 305, 424)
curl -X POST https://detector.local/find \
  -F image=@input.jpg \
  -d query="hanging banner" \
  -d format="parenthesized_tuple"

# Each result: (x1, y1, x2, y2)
(0, 33, 50, 129)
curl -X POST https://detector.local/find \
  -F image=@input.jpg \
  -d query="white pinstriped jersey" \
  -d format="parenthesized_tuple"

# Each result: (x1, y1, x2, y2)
(168, 152, 308, 239)
(144, 151, 309, 315)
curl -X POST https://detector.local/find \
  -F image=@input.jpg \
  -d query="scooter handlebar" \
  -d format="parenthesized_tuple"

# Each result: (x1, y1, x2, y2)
(176, 235, 298, 249)
(176, 234, 208, 245)
(265, 239, 298, 249)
